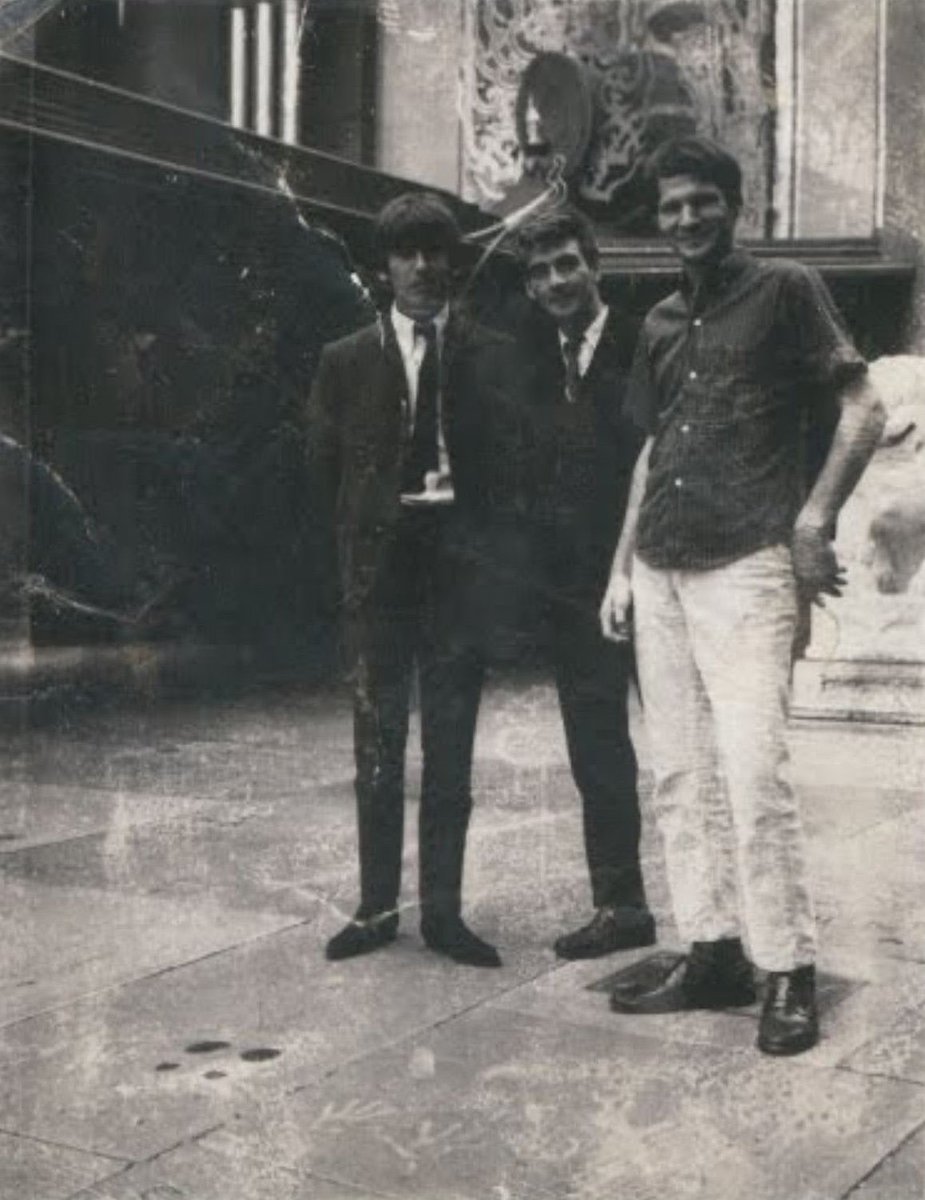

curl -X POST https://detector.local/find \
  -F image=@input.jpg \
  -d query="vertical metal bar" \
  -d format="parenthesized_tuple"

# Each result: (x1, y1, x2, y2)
(255, 1, 275, 137)
(229, 6, 248, 130)
(281, 0, 302, 145)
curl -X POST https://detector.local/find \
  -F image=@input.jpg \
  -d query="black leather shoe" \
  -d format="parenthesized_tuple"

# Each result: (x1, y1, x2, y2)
(554, 905, 656, 960)
(757, 965, 819, 1056)
(421, 916, 502, 968)
(325, 912, 399, 961)
(610, 938, 757, 1014)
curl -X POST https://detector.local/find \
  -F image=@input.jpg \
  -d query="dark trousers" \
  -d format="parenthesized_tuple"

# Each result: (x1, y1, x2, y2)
(350, 510, 484, 922)
(548, 582, 646, 910)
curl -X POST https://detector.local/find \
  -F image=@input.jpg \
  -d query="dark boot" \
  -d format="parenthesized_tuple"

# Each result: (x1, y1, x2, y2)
(757, 965, 819, 1056)
(610, 937, 756, 1014)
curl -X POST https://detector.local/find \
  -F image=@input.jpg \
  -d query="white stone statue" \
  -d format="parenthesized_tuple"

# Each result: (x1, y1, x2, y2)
(807, 355, 925, 664)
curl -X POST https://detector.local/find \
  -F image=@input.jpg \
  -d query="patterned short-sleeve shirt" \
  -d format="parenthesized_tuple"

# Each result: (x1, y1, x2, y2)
(627, 249, 867, 571)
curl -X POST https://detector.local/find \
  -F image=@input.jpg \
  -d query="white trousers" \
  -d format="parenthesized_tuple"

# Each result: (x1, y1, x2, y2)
(633, 546, 816, 972)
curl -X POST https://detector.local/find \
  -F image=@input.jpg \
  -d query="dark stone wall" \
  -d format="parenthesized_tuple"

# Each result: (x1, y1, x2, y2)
(23, 127, 371, 655)
(34, 0, 228, 122)
(0, 91, 32, 643)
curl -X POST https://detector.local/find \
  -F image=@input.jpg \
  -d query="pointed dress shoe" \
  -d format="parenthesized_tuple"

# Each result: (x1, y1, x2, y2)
(609, 937, 757, 1014)
(325, 911, 399, 961)
(554, 905, 656, 960)
(757, 964, 819, 1056)
(421, 915, 502, 968)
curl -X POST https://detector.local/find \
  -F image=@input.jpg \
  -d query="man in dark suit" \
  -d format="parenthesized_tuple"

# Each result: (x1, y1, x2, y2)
(309, 192, 515, 968)
(515, 207, 656, 959)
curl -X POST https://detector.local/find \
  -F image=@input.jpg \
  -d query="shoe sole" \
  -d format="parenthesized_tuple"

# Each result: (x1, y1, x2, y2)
(324, 929, 398, 961)
(610, 993, 756, 1015)
(757, 1031, 819, 1056)
(422, 941, 502, 969)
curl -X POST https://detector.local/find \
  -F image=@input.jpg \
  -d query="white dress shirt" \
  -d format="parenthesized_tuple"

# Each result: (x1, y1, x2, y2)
(391, 303, 451, 488)
(558, 304, 609, 379)
(391, 303, 449, 413)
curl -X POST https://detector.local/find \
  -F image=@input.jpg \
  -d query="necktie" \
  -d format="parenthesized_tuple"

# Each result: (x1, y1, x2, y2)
(405, 321, 439, 491)
(562, 335, 582, 404)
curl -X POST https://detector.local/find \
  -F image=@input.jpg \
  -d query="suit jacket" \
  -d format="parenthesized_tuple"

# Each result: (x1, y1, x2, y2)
(520, 306, 644, 598)
(306, 308, 521, 617)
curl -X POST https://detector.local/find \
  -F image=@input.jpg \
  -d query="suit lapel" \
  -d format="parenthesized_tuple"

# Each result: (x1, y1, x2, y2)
(439, 308, 476, 456)
(368, 316, 409, 450)
(581, 310, 618, 398)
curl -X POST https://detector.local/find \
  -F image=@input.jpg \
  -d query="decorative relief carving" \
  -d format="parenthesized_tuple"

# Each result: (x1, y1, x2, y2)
(459, 0, 773, 234)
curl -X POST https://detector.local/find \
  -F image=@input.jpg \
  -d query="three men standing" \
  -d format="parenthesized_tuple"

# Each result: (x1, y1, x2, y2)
(601, 137, 884, 1054)
(313, 143, 884, 1061)
(515, 210, 656, 960)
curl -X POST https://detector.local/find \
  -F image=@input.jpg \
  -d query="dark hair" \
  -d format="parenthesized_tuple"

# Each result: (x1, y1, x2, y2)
(514, 205, 600, 270)
(646, 136, 743, 212)
(375, 191, 462, 262)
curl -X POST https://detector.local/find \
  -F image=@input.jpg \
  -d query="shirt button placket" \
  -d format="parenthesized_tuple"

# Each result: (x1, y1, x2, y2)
(676, 314, 703, 510)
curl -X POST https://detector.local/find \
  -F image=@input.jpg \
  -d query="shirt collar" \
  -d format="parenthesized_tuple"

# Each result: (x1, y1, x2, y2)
(680, 248, 753, 302)
(558, 304, 609, 353)
(391, 303, 449, 350)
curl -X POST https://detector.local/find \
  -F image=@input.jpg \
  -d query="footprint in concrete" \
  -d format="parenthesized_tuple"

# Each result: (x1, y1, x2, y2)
(240, 1048, 281, 1063)
(185, 1040, 231, 1054)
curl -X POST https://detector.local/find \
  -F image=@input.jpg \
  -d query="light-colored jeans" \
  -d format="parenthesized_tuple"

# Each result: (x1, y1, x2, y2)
(632, 545, 816, 972)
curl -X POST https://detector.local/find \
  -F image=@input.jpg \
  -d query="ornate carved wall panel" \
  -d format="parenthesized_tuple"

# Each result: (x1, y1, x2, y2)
(460, 0, 775, 235)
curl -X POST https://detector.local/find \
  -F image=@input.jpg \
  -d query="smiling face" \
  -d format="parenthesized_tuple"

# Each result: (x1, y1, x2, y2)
(524, 236, 603, 335)
(657, 173, 738, 270)
(387, 245, 453, 322)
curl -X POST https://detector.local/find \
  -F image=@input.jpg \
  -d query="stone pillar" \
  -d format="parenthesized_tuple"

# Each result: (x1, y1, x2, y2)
(374, 0, 462, 192)
(791, 0, 879, 238)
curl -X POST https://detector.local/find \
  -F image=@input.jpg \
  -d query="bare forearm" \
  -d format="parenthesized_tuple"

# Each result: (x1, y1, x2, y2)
(797, 375, 885, 533)
(608, 437, 653, 581)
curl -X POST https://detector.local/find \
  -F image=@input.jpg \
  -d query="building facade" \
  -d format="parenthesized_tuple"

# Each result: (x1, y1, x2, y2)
(1, 0, 923, 716)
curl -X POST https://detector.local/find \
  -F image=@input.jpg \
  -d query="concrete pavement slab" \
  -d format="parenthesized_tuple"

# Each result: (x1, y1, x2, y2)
(0, 877, 301, 1025)
(799, 783, 924, 841)
(812, 809, 925, 962)
(0, 785, 357, 918)
(845, 1123, 925, 1199)
(0, 922, 554, 1160)
(0, 783, 231, 853)
(13, 737, 345, 802)
(70, 1142, 390, 1200)
(0, 1130, 124, 1200)
(842, 996, 925, 1086)
(201, 1005, 925, 1200)
(786, 720, 925, 794)
(0, 766, 646, 930)
(486, 949, 912, 1068)
(4, 683, 925, 1198)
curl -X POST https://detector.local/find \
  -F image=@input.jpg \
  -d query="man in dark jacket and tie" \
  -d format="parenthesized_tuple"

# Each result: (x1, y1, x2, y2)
(515, 207, 656, 959)
(309, 192, 516, 968)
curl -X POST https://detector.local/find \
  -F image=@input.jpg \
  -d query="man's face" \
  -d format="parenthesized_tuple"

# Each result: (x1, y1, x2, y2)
(657, 174, 737, 268)
(524, 237, 602, 331)
(387, 245, 453, 320)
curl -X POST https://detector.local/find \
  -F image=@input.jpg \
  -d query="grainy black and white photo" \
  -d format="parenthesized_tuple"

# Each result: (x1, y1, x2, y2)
(1, 1, 925, 1197)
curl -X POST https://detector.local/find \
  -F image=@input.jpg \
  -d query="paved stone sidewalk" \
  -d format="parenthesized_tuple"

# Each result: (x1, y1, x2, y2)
(1, 676, 925, 1199)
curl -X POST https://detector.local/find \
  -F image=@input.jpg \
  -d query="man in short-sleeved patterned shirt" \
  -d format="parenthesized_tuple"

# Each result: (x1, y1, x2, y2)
(600, 137, 885, 1056)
